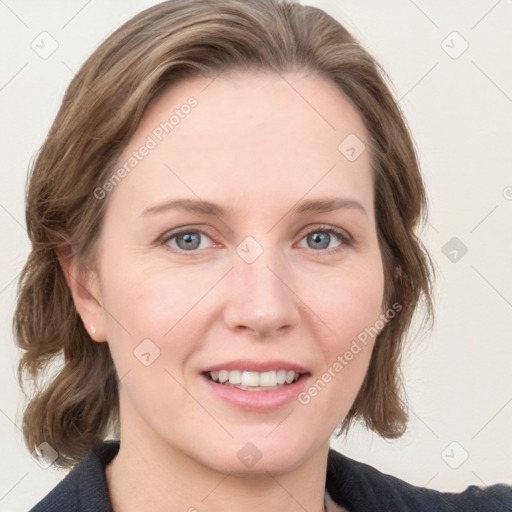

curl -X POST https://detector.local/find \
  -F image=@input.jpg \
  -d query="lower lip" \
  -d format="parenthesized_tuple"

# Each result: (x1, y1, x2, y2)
(200, 373, 310, 411)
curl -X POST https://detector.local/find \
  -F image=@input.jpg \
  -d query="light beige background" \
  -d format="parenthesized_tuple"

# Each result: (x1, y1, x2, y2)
(1, 1, 511, 510)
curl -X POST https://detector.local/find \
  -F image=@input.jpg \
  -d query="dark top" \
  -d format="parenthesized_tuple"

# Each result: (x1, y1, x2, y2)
(29, 440, 512, 511)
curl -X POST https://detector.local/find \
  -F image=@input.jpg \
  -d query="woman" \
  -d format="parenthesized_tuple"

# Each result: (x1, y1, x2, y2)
(13, 0, 511, 510)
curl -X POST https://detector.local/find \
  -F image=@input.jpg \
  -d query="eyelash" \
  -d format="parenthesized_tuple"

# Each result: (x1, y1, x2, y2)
(158, 224, 353, 256)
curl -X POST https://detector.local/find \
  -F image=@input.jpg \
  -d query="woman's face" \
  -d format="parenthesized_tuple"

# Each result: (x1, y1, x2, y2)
(88, 70, 385, 474)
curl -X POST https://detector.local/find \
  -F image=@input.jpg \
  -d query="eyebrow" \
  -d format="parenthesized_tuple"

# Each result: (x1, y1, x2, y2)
(140, 196, 367, 218)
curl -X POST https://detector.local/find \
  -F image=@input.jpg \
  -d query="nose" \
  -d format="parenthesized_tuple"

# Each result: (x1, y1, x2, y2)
(222, 243, 300, 338)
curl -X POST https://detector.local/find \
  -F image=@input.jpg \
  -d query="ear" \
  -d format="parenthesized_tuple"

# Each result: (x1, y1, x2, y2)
(57, 245, 107, 342)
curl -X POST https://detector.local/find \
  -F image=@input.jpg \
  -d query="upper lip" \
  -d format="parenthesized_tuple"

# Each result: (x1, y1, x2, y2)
(202, 359, 309, 374)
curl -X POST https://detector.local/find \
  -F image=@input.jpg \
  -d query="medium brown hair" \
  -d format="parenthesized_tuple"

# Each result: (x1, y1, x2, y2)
(13, 0, 434, 469)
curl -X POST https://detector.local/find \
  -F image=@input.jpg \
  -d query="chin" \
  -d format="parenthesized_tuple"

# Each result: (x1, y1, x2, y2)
(187, 431, 323, 476)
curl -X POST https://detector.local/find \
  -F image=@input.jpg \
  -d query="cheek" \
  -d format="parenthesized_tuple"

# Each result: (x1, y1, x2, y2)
(101, 251, 187, 325)
(312, 261, 384, 341)
(98, 262, 203, 413)
(98, 256, 213, 367)
(310, 261, 384, 384)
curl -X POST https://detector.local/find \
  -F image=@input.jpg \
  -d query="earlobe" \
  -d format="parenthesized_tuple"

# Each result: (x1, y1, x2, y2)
(56, 246, 107, 342)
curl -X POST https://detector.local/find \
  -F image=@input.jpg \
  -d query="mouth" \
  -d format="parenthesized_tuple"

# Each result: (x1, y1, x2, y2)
(203, 369, 303, 391)
(199, 360, 310, 410)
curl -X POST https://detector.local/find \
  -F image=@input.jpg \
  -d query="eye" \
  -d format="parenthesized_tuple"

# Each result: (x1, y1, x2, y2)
(159, 225, 352, 254)
(296, 225, 351, 254)
(160, 228, 214, 252)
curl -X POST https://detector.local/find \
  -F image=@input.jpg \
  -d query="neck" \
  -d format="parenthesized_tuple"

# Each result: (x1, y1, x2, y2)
(105, 418, 329, 512)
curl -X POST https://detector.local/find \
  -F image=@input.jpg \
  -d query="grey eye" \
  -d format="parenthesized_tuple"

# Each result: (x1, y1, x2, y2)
(307, 231, 332, 250)
(165, 231, 209, 251)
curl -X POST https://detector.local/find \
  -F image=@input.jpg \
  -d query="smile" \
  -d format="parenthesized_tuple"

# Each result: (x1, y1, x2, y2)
(205, 369, 301, 391)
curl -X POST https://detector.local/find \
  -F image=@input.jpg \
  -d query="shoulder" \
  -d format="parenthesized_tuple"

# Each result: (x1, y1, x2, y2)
(28, 441, 119, 512)
(326, 448, 512, 512)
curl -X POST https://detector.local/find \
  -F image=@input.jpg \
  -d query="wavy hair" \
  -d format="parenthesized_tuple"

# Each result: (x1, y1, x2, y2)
(13, 0, 435, 468)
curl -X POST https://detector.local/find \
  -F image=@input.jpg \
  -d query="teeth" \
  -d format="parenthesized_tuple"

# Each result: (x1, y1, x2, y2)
(206, 369, 301, 388)
(285, 370, 296, 384)
(242, 371, 260, 386)
(228, 370, 242, 384)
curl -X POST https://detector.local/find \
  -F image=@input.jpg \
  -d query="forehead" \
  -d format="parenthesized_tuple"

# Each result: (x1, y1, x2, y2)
(106, 69, 373, 220)
(141, 69, 368, 156)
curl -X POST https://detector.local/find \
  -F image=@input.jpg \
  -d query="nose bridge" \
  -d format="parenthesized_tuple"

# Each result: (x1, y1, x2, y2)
(223, 235, 299, 336)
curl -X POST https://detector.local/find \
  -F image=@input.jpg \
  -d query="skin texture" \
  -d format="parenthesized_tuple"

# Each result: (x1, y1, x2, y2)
(61, 70, 385, 512)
